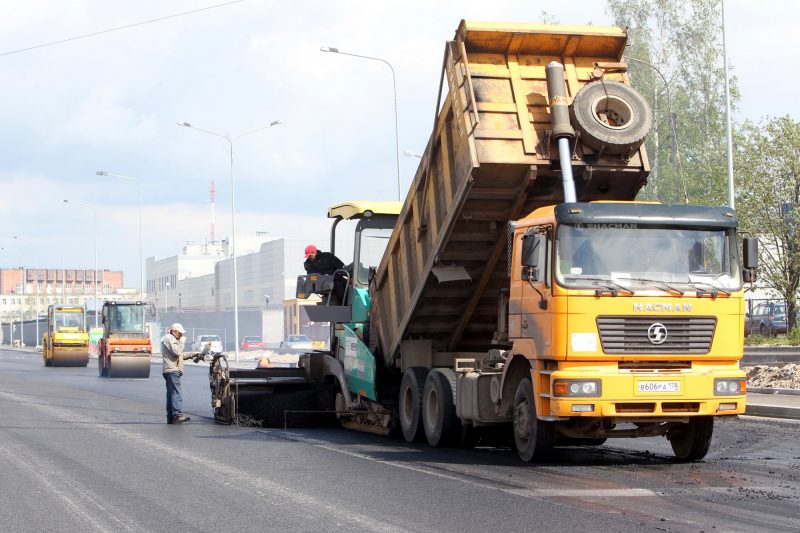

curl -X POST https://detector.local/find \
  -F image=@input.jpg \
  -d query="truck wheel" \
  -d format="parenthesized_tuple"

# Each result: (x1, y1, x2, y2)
(571, 80, 652, 156)
(513, 378, 554, 462)
(399, 367, 428, 442)
(669, 416, 713, 461)
(422, 369, 460, 447)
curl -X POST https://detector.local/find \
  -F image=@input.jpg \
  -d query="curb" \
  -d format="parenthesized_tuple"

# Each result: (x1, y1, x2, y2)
(745, 404, 800, 419)
(748, 387, 800, 396)
(745, 346, 800, 354)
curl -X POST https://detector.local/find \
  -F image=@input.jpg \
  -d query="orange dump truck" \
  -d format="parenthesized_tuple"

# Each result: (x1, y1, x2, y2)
(219, 21, 757, 462)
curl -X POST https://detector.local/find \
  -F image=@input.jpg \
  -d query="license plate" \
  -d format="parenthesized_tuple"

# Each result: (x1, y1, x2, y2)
(637, 380, 680, 393)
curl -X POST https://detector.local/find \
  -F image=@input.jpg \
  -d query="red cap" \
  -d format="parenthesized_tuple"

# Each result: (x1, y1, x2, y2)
(304, 244, 317, 258)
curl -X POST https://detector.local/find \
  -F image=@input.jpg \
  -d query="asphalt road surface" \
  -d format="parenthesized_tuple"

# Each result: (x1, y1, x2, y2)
(2, 348, 799, 533)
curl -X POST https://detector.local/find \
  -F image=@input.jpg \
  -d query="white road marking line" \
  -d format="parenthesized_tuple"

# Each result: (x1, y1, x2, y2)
(0, 437, 137, 533)
(0, 390, 407, 533)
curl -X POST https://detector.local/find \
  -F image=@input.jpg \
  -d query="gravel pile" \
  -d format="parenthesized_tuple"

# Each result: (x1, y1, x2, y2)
(746, 364, 800, 389)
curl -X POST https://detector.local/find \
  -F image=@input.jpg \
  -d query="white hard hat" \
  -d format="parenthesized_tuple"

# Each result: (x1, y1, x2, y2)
(171, 323, 186, 334)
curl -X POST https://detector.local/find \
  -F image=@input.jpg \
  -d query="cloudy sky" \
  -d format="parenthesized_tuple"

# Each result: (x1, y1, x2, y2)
(1, 0, 797, 287)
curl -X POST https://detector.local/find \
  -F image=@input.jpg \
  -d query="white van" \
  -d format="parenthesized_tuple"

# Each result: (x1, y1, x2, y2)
(192, 334, 223, 353)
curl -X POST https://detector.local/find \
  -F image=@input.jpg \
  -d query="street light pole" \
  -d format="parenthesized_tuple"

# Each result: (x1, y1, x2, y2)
(721, 0, 735, 209)
(178, 119, 281, 361)
(63, 200, 99, 328)
(320, 46, 401, 200)
(96, 171, 144, 299)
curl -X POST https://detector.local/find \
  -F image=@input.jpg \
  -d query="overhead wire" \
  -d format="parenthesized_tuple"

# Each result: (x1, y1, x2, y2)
(0, 0, 246, 58)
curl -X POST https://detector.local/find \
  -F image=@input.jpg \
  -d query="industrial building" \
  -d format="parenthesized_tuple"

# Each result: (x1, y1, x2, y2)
(146, 236, 312, 347)
(0, 267, 128, 324)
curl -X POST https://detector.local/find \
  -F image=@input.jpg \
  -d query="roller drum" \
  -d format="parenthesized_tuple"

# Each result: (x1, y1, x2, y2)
(108, 354, 151, 378)
(51, 346, 90, 367)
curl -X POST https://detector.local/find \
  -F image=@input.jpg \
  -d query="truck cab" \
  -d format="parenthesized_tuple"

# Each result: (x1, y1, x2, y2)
(502, 201, 747, 460)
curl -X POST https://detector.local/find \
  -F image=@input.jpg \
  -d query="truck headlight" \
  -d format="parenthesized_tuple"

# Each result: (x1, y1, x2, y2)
(553, 379, 601, 397)
(714, 378, 746, 395)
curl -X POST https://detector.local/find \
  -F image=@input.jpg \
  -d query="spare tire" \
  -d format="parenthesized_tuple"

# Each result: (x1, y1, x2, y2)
(570, 80, 652, 157)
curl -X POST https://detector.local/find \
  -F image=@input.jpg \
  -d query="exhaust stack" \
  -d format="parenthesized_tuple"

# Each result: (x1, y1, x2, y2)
(545, 61, 577, 203)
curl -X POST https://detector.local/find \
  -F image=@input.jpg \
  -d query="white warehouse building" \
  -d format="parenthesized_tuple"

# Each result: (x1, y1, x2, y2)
(146, 237, 309, 343)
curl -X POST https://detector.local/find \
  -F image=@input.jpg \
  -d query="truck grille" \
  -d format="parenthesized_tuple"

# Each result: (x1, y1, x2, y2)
(597, 316, 716, 354)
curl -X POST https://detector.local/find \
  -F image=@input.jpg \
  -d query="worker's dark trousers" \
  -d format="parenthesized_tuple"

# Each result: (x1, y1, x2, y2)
(163, 372, 183, 422)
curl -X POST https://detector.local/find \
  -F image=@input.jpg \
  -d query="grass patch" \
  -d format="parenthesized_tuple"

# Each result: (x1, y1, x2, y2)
(745, 327, 800, 346)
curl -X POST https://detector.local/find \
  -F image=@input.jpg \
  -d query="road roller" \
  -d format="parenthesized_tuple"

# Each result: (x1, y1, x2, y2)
(42, 305, 90, 367)
(98, 300, 152, 378)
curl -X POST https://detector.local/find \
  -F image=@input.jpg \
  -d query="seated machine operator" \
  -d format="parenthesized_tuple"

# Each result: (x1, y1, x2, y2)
(303, 244, 347, 304)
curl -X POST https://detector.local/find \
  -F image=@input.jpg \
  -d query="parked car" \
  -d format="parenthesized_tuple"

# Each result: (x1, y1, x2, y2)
(746, 302, 787, 336)
(241, 336, 265, 350)
(279, 334, 313, 352)
(192, 334, 223, 353)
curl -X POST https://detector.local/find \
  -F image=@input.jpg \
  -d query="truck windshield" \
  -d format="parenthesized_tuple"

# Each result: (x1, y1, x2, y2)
(555, 224, 741, 292)
(108, 305, 145, 332)
(356, 227, 393, 285)
(54, 311, 85, 331)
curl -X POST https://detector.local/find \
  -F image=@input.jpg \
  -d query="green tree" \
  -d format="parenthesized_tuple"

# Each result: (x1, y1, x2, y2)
(606, 0, 738, 206)
(736, 116, 800, 329)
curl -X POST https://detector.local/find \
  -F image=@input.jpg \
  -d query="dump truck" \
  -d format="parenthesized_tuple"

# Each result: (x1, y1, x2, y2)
(211, 21, 756, 462)
(42, 305, 90, 367)
(97, 301, 151, 378)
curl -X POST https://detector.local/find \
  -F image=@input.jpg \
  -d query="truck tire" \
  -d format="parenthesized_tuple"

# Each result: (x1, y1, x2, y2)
(570, 80, 652, 156)
(422, 369, 460, 447)
(399, 367, 428, 442)
(669, 416, 713, 461)
(513, 378, 554, 462)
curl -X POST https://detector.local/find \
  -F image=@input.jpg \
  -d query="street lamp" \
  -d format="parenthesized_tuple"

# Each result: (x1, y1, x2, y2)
(178, 119, 282, 362)
(96, 171, 144, 299)
(321, 46, 401, 200)
(403, 149, 422, 159)
(721, 0, 735, 209)
(63, 199, 99, 328)
(165, 280, 170, 313)
(623, 55, 688, 205)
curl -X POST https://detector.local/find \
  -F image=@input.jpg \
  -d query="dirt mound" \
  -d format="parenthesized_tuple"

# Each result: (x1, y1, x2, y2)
(746, 364, 800, 389)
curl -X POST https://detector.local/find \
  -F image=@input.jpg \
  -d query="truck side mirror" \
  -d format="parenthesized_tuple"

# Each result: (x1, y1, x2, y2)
(743, 237, 758, 282)
(521, 234, 538, 268)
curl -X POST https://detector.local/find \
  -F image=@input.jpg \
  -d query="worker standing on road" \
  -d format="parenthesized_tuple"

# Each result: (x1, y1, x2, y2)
(161, 323, 205, 424)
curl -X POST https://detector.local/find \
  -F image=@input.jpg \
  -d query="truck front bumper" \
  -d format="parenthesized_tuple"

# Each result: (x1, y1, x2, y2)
(544, 366, 746, 418)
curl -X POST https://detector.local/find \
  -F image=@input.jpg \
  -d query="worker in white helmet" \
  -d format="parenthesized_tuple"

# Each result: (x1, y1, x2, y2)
(161, 323, 208, 424)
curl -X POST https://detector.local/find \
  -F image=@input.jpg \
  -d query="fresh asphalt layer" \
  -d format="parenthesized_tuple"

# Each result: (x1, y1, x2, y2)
(2, 348, 800, 532)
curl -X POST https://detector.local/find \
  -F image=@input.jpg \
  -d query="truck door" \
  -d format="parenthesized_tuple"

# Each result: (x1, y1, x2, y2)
(518, 226, 553, 356)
